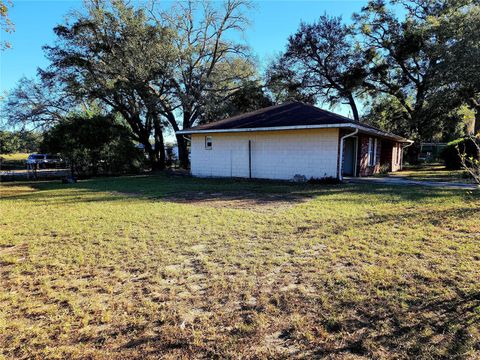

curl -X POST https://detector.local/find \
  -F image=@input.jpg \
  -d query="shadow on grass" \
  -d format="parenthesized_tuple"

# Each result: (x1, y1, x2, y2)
(100, 289, 480, 358)
(0, 174, 480, 211)
(1, 173, 476, 207)
(318, 290, 480, 358)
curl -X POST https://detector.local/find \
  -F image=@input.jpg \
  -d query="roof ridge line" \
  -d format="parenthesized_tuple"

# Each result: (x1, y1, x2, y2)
(189, 101, 300, 130)
(302, 102, 356, 122)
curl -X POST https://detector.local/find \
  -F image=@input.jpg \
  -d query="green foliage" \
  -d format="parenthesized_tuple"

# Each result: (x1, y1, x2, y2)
(0, 130, 42, 154)
(356, 0, 480, 142)
(457, 136, 480, 184)
(364, 97, 474, 143)
(201, 81, 273, 123)
(440, 137, 479, 170)
(266, 14, 365, 120)
(42, 1, 172, 170)
(41, 0, 255, 169)
(363, 96, 411, 138)
(265, 57, 317, 105)
(41, 114, 145, 176)
(429, 1, 480, 135)
(268, 0, 480, 142)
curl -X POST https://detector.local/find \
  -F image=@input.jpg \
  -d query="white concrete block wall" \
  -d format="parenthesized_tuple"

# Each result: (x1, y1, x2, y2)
(190, 128, 340, 180)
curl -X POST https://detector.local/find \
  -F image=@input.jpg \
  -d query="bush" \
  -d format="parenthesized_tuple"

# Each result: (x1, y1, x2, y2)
(440, 138, 479, 170)
(41, 114, 146, 177)
(458, 136, 480, 185)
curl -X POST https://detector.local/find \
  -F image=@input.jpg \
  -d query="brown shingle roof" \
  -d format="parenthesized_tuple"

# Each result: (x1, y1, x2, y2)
(177, 101, 409, 142)
(191, 101, 352, 130)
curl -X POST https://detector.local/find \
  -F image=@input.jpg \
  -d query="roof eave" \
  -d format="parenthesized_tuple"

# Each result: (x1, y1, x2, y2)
(176, 123, 410, 143)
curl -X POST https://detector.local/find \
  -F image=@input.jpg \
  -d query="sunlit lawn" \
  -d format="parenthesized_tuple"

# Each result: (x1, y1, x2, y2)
(1, 174, 479, 359)
(389, 164, 472, 183)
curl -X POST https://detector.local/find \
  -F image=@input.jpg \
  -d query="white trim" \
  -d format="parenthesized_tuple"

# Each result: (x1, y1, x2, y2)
(400, 139, 415, 169)
(353, 136, 358, 176)
(177, 123, 409, 142)
(205, 136, 213, 150)
(367, 137, 378, 167)
(367, 138, 373, 166)
(398, 145, 401, 165)
(178, 123, 343, 134)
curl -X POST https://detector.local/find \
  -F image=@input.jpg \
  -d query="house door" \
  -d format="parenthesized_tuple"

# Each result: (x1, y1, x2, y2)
(343, 137, 357, 176)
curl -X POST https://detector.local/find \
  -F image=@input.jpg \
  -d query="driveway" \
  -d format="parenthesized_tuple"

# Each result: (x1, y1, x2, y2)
(345, 176, 478, 190)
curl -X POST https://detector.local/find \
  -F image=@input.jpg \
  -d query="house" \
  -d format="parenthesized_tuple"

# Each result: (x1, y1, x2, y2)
(176, 102, 412, 181)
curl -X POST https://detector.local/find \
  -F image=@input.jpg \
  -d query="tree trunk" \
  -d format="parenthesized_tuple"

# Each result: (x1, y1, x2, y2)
(153, 119, 166, 171)
(142, 135, 165, 171)
(146, 145, 163, 171)
(162, 109, 190, 169)
(70, 162, 75, 178)
(348, 93, 360, 122)
(176, 134, 189, 169)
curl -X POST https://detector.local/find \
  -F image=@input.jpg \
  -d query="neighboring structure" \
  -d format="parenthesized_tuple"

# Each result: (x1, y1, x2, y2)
(177, 102, 411, 181)
(418, 142, 447, 162)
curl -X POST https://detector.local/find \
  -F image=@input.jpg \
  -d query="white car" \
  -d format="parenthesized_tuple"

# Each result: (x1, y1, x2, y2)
(27, 154, 62, 167)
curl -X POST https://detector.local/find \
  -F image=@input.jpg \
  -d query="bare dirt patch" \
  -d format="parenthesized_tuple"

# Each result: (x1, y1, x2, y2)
(162, 191, 312, 211)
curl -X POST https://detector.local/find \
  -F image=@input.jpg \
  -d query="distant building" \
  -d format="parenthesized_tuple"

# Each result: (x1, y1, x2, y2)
(418, 143, 447, 162)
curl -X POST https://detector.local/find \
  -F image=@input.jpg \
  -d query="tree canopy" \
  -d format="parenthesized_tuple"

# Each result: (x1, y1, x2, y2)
(34, 0, 255, 168)
(201, 81, 273, 124)
(2, 77, 73, 130)
(149, 0, 256, 166)
(41, 0, 173, 169)
(267, 14, 367, 121)
(267, 0, 480, 151)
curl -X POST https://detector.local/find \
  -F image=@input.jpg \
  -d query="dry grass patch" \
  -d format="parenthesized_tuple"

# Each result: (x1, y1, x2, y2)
(163, 190, 312, 211)
(0, 174, 479, 359)
(0, 153, 29, 161)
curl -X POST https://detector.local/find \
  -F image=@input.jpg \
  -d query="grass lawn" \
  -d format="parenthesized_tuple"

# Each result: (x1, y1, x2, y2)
(1, 174, 479, 359)
(388, 164, 473, 183)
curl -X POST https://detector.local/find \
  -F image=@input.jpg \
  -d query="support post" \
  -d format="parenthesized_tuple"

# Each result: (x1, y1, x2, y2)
(248, 140, 252, 179)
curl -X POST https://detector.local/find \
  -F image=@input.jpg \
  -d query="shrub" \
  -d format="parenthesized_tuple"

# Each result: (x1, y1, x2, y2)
(458, 136, 480, 185)
(378, 163, 391, 175)
(440, 138, 479, 170)
(41, 114, 146, 177)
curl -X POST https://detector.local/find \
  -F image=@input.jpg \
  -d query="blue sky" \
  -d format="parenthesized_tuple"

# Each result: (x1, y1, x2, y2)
(0, 0, 368, 116)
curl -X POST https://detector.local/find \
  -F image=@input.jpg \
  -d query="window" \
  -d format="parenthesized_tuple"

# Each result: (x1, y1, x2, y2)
(397, 144, 402, 165)
(205, 136, 213, 150)
(368, 137, 377, 166)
